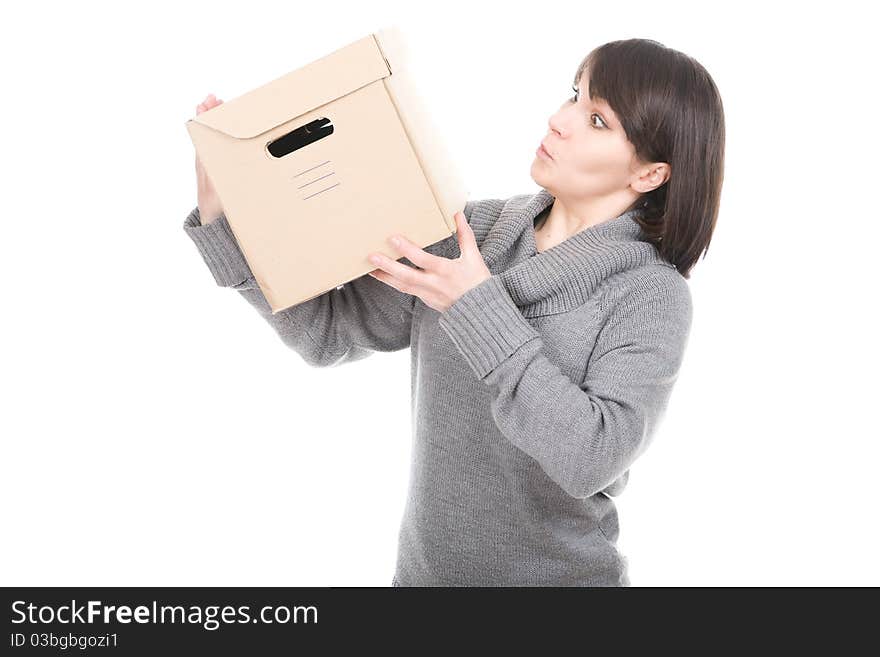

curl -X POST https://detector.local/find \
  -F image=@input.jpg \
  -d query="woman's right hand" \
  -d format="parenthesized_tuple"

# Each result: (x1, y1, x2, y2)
(195, 94, 224, 224)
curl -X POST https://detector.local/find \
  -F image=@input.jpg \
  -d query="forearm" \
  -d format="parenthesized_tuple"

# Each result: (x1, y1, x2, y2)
(182, 206, 416, 367)
(438, 274, 691, 499)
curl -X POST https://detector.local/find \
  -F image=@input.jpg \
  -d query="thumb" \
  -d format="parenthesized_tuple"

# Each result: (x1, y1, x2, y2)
(455, 210, 476, 256)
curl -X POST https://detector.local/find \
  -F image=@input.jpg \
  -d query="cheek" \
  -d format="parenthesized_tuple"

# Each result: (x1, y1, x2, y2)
(571, 135, 632, 178)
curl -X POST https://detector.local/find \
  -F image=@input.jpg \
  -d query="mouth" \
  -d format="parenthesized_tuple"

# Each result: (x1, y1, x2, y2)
(537, 141, 554, 160)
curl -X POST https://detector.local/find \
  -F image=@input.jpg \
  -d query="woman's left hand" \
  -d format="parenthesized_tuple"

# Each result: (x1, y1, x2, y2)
(367, 210, 492, 313)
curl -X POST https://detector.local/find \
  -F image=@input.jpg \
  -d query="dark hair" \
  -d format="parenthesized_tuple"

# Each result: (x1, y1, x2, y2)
(574, 39, 725, 279)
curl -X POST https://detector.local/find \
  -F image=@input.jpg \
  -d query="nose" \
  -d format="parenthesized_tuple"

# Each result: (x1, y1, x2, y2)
(547, 111, 566, 140)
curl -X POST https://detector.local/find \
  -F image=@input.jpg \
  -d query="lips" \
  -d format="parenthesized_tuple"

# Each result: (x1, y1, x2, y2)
(540, 141, 554, 159)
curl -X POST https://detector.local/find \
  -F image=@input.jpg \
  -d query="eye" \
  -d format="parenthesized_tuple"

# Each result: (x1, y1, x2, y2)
(570, 85, 608, 129)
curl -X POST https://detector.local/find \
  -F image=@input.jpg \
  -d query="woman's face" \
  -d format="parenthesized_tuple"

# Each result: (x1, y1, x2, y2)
(531, 69, 643, 203)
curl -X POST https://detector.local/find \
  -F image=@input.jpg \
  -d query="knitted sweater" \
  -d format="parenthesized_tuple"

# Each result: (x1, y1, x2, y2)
(182, 187, 693, 587)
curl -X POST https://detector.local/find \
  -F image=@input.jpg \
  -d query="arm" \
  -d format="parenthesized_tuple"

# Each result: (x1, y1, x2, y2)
(436, 272, 693, 499)
(183, 206, 454, 368)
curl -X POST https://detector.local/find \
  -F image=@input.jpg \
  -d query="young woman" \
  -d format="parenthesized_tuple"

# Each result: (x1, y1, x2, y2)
(184, 38, 724, 586)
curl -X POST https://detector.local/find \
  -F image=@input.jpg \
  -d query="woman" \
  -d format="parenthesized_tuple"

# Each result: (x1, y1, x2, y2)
(184, 38, 724, 586)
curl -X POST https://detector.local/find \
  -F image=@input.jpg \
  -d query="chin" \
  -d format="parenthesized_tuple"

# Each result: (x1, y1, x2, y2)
(529, 161, 550, 187)
(530, 160, 563, 197)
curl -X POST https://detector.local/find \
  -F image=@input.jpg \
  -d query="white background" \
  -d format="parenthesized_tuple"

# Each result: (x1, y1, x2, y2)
(1, 0, 877, 586)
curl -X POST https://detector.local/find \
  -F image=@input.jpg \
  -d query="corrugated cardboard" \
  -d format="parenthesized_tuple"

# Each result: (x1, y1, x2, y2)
(185, 26, 469, 313)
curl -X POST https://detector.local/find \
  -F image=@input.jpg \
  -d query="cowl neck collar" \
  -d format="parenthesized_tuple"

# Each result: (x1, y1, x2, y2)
(479, 188, 675, 318)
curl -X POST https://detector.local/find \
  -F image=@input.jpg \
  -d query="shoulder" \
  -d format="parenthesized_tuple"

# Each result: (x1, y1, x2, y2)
(464, 195, 511, 225)
(596, 264, 692, 333)
(426, 193, 519, 258)
(464, 192, 537, 247)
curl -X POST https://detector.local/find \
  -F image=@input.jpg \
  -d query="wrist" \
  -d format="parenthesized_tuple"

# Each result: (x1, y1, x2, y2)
(197, 203, 223, 225)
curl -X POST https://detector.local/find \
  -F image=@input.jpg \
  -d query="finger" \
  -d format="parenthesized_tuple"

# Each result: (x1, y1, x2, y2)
(197, 97, 222, 114)
(386, 234, 445, 271)
(368, 252, 424, 287)
(367, 269, 404, 292)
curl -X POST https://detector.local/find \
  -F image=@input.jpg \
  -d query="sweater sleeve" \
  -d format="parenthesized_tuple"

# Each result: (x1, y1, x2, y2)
(182, 205, 423, 368)
(436, 273, 692, 499)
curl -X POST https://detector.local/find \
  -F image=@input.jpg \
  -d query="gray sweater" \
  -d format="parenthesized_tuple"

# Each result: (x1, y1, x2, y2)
(183, 187, 693, 586)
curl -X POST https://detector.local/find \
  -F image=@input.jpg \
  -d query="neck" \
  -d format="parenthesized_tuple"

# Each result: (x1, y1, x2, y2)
(485, 188, 673, 318)
(537, 191, 641, 236)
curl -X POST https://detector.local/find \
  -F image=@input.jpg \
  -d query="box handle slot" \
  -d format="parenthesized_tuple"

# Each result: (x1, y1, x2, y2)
(267, 117, 334, 158)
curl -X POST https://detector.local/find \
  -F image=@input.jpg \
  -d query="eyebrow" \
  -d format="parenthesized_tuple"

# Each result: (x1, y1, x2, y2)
(574, 78, 617, 128)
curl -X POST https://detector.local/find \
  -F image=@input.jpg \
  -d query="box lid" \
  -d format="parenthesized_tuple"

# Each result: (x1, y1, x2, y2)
(189, 33, 397, 139)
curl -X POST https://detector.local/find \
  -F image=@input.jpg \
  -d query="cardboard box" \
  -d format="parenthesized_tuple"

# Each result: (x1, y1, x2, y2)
(185, 26, 469, 313)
